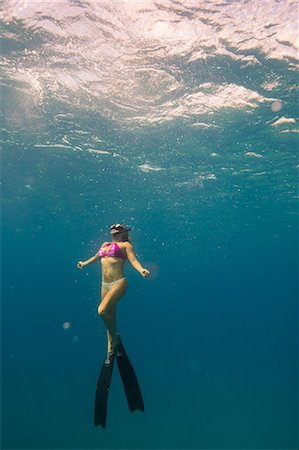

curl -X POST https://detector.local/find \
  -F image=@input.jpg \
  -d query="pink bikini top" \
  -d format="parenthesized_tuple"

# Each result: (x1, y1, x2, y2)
(98, 242, 126, 259)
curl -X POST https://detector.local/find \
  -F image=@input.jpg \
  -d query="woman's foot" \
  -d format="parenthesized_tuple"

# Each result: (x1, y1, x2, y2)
(107, 334, 121, 354)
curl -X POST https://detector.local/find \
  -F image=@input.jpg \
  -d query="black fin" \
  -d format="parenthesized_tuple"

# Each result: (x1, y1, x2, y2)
(116, 340, 144, 413)
(94, 353, 115, 428)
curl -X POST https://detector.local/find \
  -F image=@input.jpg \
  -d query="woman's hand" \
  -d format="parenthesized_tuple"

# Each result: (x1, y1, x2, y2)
(140, 268, 150, 278)
(77, 253, 99, 270)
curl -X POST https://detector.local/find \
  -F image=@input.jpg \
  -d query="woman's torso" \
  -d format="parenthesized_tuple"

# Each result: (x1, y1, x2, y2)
(99, 241, 127, 282)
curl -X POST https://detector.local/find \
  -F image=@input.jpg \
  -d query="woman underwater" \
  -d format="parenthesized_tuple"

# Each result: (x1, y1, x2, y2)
(77, 223, 150, 354)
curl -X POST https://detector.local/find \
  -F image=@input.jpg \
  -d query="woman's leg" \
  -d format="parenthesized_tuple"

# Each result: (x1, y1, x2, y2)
(98, 279, 128, 350)
(100, 286, 113, 351)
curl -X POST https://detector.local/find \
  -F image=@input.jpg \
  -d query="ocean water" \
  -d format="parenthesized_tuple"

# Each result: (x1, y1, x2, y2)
(1, 1, 298, 449)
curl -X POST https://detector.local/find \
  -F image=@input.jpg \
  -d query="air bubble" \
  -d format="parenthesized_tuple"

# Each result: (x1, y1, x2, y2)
(271, 100, 283, 112)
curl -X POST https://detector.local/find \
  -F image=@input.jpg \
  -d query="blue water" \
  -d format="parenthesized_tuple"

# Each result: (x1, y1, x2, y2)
(1, 1, 298, 449)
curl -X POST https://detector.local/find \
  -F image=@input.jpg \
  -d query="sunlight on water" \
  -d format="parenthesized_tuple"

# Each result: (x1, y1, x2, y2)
(1, 0, 298, 127)
(1, 0, 298, 215)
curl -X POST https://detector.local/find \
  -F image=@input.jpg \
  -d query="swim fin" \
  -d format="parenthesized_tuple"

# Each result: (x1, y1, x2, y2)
(116, 339, 144, 413)
(94, 352, 115, 428)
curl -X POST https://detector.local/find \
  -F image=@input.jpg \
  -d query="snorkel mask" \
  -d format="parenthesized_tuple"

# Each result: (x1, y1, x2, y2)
(110, 223, 132, 234)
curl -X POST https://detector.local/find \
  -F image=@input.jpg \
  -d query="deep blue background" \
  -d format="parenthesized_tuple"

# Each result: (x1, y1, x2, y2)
(1, 141, 297, 448)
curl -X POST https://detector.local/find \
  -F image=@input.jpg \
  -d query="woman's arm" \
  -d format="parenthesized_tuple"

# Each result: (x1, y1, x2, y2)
(125, 243, 150, 277)
(77, 252, 100, 269)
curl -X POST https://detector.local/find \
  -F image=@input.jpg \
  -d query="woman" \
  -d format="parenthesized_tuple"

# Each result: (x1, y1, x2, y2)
(77, 223, 150, 354)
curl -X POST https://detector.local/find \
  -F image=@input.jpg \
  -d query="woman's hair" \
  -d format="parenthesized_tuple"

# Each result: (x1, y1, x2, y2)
(120, 234, 131, 243)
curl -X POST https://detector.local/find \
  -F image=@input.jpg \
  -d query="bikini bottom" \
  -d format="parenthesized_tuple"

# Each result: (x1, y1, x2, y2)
(102, 277, 125, 291)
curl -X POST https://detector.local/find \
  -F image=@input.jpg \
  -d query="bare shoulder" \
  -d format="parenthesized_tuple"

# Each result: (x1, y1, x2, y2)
(122, 241, 134, 252)
(123, 241, 133, 249)
(124, 241, 133, 248)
